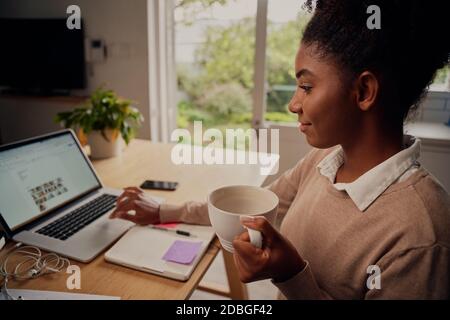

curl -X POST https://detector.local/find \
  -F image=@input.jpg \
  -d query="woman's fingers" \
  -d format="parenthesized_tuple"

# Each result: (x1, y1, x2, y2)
(233, 238, 264, 266)
(123, 186, 144, 194)
(110, 198, 138, 218)
(232, 244, 267, 283)
(233, 226, 273, 283)
(233, 218, 306, 284)
(240, 216, 278, 241)
(111, 200, 158, 225)
(109, 209, 122, 219)
(236, 230, 251, 242)
(116, 192, 140, 206)
(115, 187, 144, 205)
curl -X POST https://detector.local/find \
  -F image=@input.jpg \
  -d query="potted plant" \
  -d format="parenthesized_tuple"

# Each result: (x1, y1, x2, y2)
(55, 87, 144, 159)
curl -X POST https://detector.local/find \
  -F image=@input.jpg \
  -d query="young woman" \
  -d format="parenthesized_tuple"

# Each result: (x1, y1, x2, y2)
(110, 0, 449, 299)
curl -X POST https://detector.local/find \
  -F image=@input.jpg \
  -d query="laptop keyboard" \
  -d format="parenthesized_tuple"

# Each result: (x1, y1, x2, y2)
(36, 194, 117, 241)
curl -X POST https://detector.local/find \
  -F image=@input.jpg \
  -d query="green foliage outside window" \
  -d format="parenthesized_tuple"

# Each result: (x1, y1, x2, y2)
(177, 11, 310, 129)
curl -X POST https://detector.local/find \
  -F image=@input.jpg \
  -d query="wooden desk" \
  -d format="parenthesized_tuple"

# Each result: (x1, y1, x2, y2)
(2, 140, 276, 299)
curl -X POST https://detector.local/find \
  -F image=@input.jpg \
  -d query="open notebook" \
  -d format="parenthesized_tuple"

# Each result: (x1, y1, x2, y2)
(104, 223, 216, 281)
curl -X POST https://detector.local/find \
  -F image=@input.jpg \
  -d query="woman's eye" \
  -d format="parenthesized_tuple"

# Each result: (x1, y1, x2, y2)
(299, 85, 312, 93)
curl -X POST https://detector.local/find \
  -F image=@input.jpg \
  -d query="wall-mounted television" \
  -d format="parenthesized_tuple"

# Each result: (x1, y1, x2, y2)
(0, 18, 86, 94)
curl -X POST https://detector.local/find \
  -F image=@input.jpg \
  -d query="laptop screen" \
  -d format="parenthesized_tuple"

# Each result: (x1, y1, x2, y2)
(0, 131, 101, 231)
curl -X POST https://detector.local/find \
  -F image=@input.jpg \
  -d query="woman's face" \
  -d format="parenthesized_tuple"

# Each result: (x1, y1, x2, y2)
(288, 43, 361, 149)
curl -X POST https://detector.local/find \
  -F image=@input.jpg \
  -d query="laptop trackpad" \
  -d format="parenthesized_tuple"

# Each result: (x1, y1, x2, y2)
(94, 218, 134, 232)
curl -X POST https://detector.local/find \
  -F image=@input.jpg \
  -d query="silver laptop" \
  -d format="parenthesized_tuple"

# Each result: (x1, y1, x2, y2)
(0, 129, 134, 262)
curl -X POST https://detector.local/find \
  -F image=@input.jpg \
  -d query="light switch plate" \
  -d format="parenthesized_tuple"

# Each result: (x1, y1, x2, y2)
(89, 39, 106, 63)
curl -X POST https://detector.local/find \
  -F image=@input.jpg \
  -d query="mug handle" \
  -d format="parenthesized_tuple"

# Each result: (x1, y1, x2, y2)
(246, 227, 263, 249)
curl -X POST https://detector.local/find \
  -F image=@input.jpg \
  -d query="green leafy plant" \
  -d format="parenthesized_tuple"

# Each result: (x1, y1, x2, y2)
(55, 87, 144, 145)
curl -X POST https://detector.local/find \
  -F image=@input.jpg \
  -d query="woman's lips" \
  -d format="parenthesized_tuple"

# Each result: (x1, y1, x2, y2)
(298, 122, 312, 133)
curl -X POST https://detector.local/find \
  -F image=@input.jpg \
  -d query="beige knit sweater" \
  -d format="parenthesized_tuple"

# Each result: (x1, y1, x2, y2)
(159, 148, 450, 299)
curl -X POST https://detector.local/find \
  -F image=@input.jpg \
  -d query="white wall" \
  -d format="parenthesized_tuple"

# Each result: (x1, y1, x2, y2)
(263, 123, 312, 187)
(0, 0, 151, 142)
(0, 96, 86, 144)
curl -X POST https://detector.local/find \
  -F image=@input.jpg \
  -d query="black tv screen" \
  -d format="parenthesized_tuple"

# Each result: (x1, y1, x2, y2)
(0, 18, 86, 91)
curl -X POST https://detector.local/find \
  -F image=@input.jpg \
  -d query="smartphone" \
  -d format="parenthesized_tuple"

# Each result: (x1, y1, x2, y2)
(140, 180, 178, 191)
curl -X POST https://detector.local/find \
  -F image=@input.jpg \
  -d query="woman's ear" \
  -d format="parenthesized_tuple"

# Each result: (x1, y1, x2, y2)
(355, 71, 379, 112)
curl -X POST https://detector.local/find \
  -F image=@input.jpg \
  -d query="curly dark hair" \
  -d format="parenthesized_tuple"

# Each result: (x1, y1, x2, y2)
(302, 0, 450, 125)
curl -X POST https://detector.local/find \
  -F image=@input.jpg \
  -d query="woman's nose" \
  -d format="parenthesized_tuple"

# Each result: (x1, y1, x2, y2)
(288, 91, 303, 114)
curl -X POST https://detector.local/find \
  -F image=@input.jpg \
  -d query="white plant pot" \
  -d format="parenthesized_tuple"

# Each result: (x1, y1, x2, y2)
(87, 130, 123, 159)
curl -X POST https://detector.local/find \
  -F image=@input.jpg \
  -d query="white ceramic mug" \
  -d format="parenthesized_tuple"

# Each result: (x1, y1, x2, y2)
(207, 185, 279, 253)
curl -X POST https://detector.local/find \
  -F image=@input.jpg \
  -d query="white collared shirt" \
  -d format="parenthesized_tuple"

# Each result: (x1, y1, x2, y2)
(317, 135, 421, 211)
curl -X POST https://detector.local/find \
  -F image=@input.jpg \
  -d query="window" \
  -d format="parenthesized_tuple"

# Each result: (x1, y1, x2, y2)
(172, 0, 448, 146)
(265, 0, 311, 124)
(175, 0, 258, 149)
(174, 0, 313, 148)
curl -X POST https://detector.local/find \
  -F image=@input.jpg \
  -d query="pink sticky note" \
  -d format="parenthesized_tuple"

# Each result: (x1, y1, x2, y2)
(162, 240, 202, 265)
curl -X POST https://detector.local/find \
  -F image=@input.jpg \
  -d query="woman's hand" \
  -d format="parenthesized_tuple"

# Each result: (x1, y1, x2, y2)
(109, 187, 161, 225)
(232, 216, 307, 283)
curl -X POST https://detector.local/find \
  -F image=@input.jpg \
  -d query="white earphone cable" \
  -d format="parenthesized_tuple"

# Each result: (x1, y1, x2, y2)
(0, 243, 71, 300)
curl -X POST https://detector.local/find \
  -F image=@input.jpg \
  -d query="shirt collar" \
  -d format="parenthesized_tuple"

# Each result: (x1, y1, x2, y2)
(317, 135, 421, 211)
